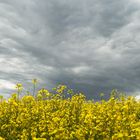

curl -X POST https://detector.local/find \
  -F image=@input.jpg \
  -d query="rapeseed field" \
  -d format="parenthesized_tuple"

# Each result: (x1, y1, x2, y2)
(0, 80, 140, 140)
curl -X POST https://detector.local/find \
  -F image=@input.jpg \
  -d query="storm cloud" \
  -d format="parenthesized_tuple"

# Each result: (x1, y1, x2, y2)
(0, 0, 140, 99)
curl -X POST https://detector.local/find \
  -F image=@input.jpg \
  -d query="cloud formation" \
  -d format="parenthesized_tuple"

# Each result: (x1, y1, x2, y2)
(0, 0, 140, 99)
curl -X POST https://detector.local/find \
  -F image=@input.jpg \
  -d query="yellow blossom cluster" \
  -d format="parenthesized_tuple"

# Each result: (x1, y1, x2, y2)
(1, 84, 140, 139)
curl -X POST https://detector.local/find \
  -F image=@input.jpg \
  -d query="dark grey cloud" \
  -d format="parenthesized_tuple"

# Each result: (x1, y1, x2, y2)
(0, 0, 140, 99)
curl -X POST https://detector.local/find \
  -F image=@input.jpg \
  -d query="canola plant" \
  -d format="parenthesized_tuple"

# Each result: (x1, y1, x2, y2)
(0, 81, 140, 140)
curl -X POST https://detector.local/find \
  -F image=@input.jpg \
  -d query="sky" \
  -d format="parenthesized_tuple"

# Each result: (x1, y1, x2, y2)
(0, 0, 140, 99)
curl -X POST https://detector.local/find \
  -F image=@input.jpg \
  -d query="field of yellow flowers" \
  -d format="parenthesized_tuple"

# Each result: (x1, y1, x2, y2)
(1, 81, 140, 140)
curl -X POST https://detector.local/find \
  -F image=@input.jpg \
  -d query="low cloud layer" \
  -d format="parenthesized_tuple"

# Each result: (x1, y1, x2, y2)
(0, 0, 140, 99)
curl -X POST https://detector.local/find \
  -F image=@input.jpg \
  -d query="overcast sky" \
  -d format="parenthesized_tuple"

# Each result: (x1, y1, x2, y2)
(0, 0, 140, 99)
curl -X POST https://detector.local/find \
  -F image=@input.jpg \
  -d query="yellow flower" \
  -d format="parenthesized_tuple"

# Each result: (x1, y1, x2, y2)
(32, 79, 38, 84)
